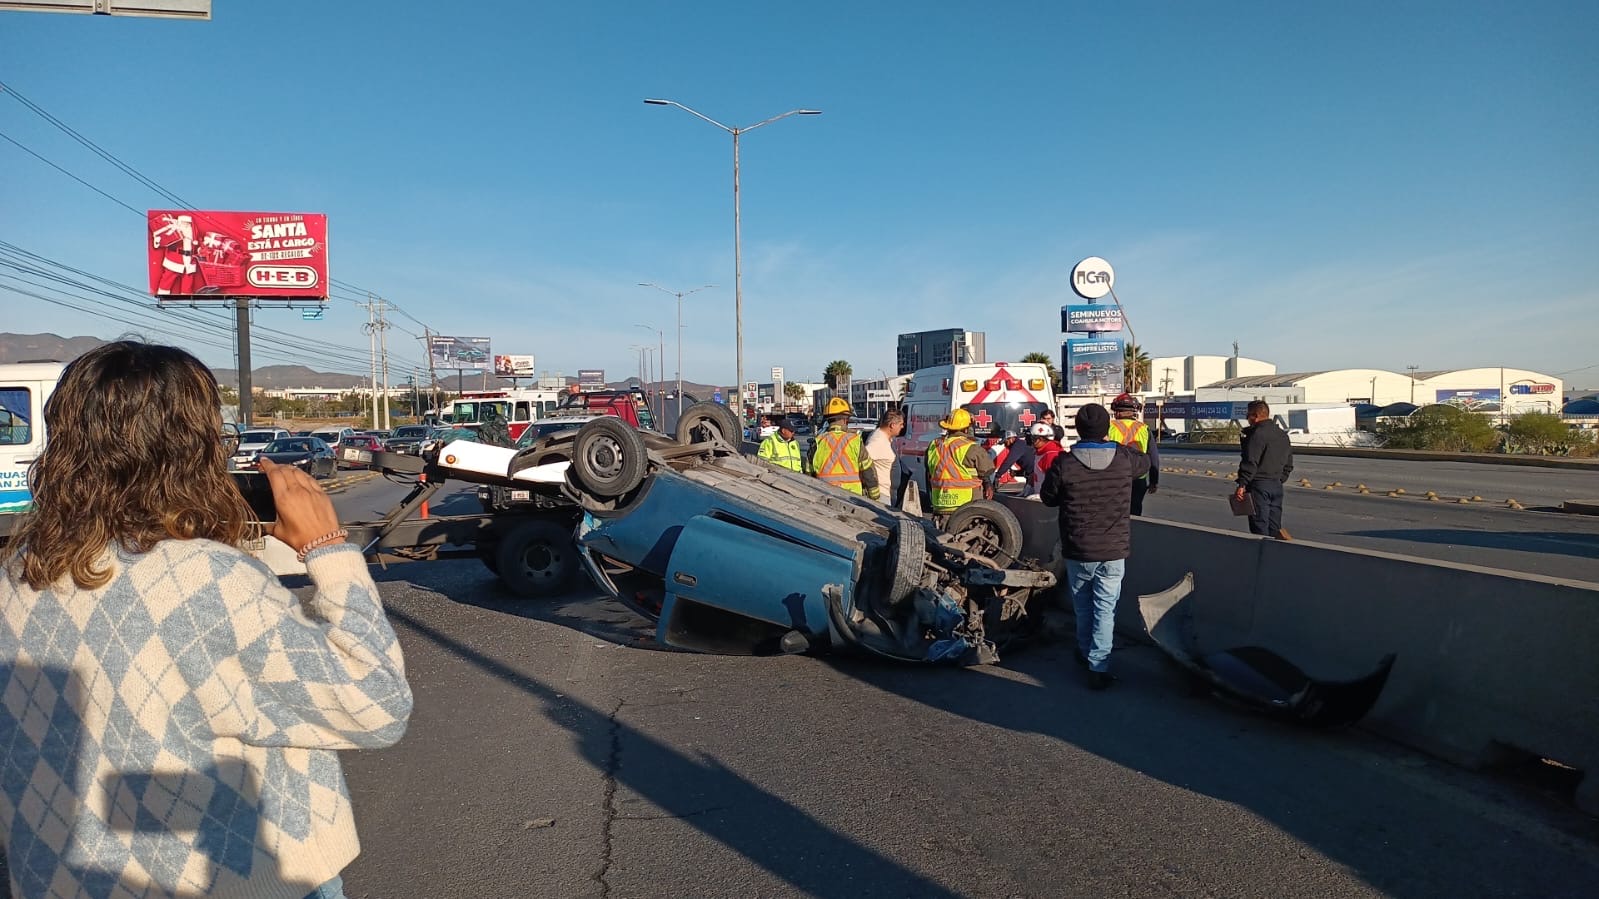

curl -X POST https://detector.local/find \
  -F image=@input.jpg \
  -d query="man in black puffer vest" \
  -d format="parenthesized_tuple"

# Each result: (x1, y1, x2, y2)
(1040, 403, 1150, 689)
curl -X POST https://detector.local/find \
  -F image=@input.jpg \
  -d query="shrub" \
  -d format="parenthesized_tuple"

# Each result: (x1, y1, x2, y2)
(1505, 412, 1595, 456)
(1378, 406, 1501, 453)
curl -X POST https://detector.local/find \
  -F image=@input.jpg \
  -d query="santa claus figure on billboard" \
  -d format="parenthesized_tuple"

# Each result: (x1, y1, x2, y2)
(152, 214, 207, 295)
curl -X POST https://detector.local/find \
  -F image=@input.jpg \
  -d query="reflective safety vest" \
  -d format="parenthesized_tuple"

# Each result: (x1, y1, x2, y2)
(926, 434, 980, 512)
(1110, 418, 1151, 481)
(758, 433, 803, 472)
(812, 428, 866, 494)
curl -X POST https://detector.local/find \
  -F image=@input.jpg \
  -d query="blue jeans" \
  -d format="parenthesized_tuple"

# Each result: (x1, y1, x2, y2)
(306, 876, 345, 899)
(1066, 559, 1125, 673)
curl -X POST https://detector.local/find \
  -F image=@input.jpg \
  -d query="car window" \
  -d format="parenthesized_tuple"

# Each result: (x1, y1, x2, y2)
(240, 430, 279, 443)
(0, 387, 34, 446)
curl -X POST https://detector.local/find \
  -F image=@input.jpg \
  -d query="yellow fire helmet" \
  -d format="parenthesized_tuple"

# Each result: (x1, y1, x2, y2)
(824, 396, 852, 416)
(939, 408, 972, 431)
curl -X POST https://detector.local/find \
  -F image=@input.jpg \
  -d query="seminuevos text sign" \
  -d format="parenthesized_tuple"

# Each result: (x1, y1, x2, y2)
(148, 210, 328, 299)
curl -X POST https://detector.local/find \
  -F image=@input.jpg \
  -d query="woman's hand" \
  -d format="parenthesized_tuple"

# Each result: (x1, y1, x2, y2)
(259, 457, 340, 551)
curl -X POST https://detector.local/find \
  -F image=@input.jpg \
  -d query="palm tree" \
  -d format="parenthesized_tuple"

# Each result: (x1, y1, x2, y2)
(1124, 344, 1151, 393)
(783, 381, 805, 402)
(1019, 351, 1064, 395)
(823, 360, 853, 389)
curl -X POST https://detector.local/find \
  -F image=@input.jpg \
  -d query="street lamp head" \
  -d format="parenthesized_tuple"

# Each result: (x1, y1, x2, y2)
(643, 98, 671, 106)
(797, 109, 822, 115)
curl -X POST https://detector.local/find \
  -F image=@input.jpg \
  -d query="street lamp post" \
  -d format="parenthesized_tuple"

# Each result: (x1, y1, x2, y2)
(644, 98, 820, 414)
(639, 282, 715, 417)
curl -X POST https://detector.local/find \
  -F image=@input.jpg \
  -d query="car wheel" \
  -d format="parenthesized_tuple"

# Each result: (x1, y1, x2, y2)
(675, 401, 742, 447)
(495, 518, 576, 598)
(941, 499, 1024, 567)
(881, 517, 928, 609)
(570, 418, 647, 498)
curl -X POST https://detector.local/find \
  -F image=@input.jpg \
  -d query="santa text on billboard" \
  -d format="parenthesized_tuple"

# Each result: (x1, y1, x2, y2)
(148, 210, 328, 299)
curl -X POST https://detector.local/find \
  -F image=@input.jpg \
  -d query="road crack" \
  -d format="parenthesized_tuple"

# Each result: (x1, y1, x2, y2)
(593, 697, 625, 899)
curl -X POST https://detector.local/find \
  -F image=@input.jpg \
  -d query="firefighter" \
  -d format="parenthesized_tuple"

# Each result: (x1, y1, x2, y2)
(1109, 393, 1160, 515)
(758, 415, 804, 473)
(925, 408, 995, 516)
(811, 397, 878, 497)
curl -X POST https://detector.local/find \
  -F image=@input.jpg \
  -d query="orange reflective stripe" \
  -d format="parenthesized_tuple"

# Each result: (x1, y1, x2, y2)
(930, 436, 981, 489)
(816, 431, 860, 483)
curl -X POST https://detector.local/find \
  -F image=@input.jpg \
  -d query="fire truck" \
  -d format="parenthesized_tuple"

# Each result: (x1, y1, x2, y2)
(895, 360, 1055, 492)
(446, 387, 565, 441)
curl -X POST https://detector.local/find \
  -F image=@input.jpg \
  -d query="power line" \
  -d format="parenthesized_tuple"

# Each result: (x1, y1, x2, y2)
(0, 129, 144, 215)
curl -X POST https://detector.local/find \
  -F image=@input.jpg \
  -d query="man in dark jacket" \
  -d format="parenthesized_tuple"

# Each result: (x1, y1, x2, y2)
(1040, 403, 1150, 689)
(1235, 400, 1294, 539)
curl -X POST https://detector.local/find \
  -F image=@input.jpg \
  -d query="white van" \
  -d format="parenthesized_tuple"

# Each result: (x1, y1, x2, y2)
(895, 360, 1055, 493)
(0, 362, 65, 538)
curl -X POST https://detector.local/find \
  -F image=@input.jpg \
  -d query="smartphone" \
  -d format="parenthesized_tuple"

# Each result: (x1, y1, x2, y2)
(232, 471, 277, 523)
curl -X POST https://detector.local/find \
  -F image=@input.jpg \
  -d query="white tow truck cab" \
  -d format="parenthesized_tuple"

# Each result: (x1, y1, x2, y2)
(895, 360, 1055, 492)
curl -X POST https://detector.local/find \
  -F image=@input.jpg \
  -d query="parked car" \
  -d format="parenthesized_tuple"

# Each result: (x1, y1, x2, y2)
(230, 428, 290, 470)
(311, 427, 358, 464)
(384, 424, 432, 455)
(255, 437, 336, 479)
(343, 434, 385, 454)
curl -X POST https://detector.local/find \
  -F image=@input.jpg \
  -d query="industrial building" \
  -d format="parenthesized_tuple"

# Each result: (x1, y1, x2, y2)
(896, 328, 985, 375)
(1196, 368, 1562, 415)
(1147, 355, 1276, 394)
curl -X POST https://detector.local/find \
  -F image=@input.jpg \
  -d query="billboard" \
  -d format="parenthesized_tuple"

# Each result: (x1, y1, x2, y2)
(1063, 338, 1125, 394)
(428, 336, 491, 369)
(1509, 382, 1556, 395)
(1434, 388, 1501, 412)
(494, 354, 535, 376)
(149, 210, 327, 298)
(1062, 305, 1124, 333)
(578, 369, 606, 389)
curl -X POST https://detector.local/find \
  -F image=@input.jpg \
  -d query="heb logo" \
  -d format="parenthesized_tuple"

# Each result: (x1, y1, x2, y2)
(247, 265, 319, 289)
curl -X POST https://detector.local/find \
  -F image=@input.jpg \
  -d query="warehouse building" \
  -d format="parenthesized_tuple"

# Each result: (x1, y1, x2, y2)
(1194, 368, 1562, 414)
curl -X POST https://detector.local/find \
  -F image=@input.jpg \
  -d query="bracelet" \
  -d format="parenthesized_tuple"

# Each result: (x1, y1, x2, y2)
(295, 529, 349, 562)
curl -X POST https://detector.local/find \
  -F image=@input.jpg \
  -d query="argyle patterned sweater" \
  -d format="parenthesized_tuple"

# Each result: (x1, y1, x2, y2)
(0, 540, 412, 899)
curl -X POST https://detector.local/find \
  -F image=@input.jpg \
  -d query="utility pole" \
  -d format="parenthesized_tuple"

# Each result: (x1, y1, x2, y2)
(377, 299, 392, 430)
(420, 328, 441, 422)
(1405, 364, 1419, 405)
(364, 295, 378, 428)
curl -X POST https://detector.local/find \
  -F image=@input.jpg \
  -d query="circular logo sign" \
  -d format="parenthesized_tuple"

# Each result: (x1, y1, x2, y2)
(1071, 256, 1115, 300)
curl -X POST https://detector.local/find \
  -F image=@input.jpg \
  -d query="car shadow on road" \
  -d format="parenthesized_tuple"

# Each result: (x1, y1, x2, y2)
(826, 644, 1599, 899)
(382, 606, 964, 899)
(1342, 528, 1599, 559)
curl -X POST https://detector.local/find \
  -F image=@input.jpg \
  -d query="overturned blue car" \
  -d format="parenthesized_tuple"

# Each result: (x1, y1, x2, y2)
(531, 404, 1057, 663)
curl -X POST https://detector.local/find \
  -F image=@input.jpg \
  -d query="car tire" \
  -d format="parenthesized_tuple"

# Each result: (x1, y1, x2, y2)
(941, 499, 1024, 567)
(676, 401, 742, 447)
(882, 518, 928, 609)
(570, 417, 648, 498)
(494, 518, 576, 598)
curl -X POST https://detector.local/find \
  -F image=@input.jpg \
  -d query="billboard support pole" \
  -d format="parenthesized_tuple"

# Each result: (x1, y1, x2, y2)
(234, 296, 253, 426)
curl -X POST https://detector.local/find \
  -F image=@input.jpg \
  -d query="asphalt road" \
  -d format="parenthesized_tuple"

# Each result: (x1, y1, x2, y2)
(1142, 453, 1599, 582)
(1159, 447, 1598, 508)
(319, 479, 1599, 898)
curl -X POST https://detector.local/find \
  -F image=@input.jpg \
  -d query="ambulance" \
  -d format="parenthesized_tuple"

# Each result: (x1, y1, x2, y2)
(0, 362, 64, 540)
(894, 360, 1055, 493)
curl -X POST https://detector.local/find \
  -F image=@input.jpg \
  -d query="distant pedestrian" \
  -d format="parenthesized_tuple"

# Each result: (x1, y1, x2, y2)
(758, 415, 804, 472)
(863, 409, 905, 505)
(1235, 400, 1294, 539)
(1109, 393, 1160, 515)
(926, 408, 995, 515)
(1040, 403, 1150, 689)
(813, 397, 879, 498)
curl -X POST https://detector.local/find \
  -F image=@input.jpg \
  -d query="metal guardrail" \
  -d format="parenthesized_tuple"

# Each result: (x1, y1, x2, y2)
(1159, 441, 1599, 470)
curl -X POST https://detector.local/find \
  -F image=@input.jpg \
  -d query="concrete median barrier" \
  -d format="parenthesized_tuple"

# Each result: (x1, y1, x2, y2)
(1118, 518, 1599, 815)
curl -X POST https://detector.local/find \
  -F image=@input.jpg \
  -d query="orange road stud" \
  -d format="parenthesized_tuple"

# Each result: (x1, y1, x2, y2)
(419, 472, 429, 519)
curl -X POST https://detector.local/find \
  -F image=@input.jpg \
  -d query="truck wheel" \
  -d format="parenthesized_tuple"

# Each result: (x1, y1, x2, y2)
(495, 519, 576, 598)
(942, 500, 1024, 567)
(676, 401, 742, 447)
(571, 418, 647, 497)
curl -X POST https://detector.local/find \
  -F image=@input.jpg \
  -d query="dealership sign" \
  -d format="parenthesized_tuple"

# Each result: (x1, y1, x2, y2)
(578, 369, 606, 389)
(1062, 304, 1124, 333)
(428, 336, 491, 370)
(1070, 256, 1115, 300)
(149, 210, 327, 298)
(1509, 382, 1556, 395)
(1063, 338, 1125, 394)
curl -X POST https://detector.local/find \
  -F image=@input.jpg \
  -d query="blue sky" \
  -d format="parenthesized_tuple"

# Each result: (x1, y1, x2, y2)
(2, 1, 1596, 387)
